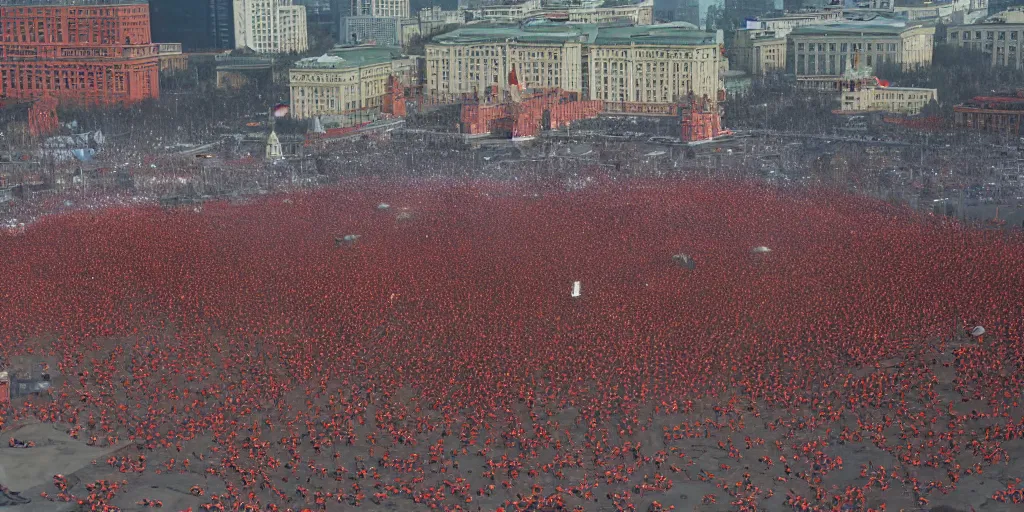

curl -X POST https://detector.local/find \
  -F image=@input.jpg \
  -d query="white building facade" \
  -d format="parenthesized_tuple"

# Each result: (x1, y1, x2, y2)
(350, 0, 410, 17)
(234, 0, 309, 53)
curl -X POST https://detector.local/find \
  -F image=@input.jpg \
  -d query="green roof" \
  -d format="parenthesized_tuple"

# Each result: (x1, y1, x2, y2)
(431, 21, 716, 47)
(293, 46, 404, 70)
(432, 23, 593, 44)
(594, 23, 716, 45)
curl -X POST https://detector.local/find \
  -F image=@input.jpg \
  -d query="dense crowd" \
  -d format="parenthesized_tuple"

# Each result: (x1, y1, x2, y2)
(1, 179, 1023, 512)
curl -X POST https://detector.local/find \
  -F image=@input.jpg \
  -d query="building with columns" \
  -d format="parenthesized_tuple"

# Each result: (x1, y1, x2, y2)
(789, 21, 935, 77)
(344, 0, 410, 17)
(954, 91, 1024, 136)
(732, 29, 787, 75)
(289, 45, 416, 119)
(947, 7, 1024, 69)
(425, 21, 720, 108)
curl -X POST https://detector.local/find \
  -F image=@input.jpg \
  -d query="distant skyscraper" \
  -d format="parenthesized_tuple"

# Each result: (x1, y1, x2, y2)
(151, 0, 235, 51)
(654, 0, 700, 24)
(680, 0, 701, 25)
(331, 0, 353, 18)
(212, 0, 237, 48)
(342, 0, 410, 18)
(294, 0, 338, 34)
(725, 0, 773, 21)
(989, 0, 1023, 15)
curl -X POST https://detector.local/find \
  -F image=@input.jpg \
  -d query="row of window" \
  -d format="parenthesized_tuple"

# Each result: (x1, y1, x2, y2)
(3, 7, 145, 16)
(2, 21, 146, 45)
(797, 53, 892, 75)
(796, 42, 898, 52)
(951, 30, 1021, 41)
(0, 66, 138, 94)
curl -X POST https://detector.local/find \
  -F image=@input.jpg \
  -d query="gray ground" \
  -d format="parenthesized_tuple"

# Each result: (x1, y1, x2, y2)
(2, 336, 1023, 511)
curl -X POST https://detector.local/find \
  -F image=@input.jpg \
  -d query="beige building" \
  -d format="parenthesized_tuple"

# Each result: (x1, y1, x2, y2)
(789, 22, 934, 77)
(469, 0, 653, 25)
(839, 86, 937, 114)
(425, 37, 583, 97)
(289, 46, 414, 119)
(234, 0, 308, 54)
(588, 25, 718, 104)
(157, 43, 188, 74)
(732, 29, 786, 75)
(425, 22, 719, 106)
(348, 0, 411, 17)
(947, 8, 1024, 69)
(747, 8, 844, 38)
(474, 0, 542, 21)
(419, 6, 467, 37)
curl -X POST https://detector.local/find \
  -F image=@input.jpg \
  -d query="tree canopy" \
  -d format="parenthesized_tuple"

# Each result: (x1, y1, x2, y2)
(875, 45, 1024, 115)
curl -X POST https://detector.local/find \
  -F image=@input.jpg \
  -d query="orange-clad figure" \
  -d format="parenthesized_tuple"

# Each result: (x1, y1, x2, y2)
(0, 370, 9, 405)
(382, 76, 407, 118)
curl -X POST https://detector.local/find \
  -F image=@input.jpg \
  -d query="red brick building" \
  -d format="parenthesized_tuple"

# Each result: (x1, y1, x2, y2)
(953, 91, 1024, 138)
(0, 0, 161, 106)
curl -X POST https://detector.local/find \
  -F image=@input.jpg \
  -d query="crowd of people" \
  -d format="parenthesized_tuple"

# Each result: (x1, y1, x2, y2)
(0, 178, 1023, 511)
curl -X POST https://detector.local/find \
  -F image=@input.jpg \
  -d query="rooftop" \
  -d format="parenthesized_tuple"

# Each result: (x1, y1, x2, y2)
(594, 22, 711, 45)
(432, 21, 714, 46)
(293, 46, 405, 70)
(981, 8, 1024, 25)
(760, 9, 842, 20)
(432, 22, 594, 44)
(960, 91, 1024, 109)
(790, 19, 932, 37)
(866, 86, 936, 91)
(736, 28, 786, 41)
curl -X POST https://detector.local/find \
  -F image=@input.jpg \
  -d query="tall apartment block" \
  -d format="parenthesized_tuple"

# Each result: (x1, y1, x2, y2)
(150, 0, 235, 51)
(0, 0, 163, 105)
(347, 0, 410, 17)
(234, 0, 309, 53)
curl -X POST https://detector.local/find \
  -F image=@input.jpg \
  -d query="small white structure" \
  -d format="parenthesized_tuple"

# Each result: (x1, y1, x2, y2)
(969, 326, 985, 337)
(265, 129, 283, 160)
(751, 246, 772, 253)
(377, 203, 391, 210)
(571, 281, 582, 298)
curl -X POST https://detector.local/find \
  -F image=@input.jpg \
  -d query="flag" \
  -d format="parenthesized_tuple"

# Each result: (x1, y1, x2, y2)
(875, 78, 890, 88)
(508, 65, 522, 103)
(508, 65, 520, 88)
(272, 104, 290, 118)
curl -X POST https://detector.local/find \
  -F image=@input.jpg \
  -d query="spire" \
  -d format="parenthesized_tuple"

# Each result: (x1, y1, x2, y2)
(265, 129, 282, 160)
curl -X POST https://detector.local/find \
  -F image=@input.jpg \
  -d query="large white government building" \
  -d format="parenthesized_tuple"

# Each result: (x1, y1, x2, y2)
(289, 46, 417, 119)
(424, 21, 720, 106)
(788, 20, 935, 77)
